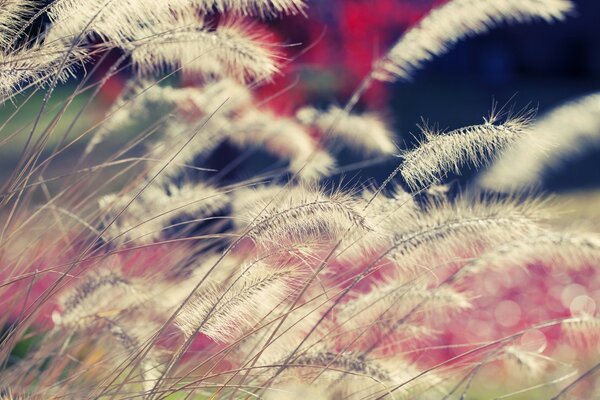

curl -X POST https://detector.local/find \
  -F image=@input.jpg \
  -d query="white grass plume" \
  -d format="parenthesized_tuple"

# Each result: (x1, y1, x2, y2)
(338, 282, 471, 329)
(231, 184, 288, 228)
(181, 78, 252, 115)
(85, 80, 176, 155)
(150, 119, 231, 183)
(501, 346, 552, 379)
(332, 186, 418, 262)
(389, 197, 547, 263)
(153, 108, 333, 182)
(47, 0, 194, 44)
(129, 20, 280, 83)
(455, 231, 600, 281)
(245, 185, 371, 249)
(196, 0, 307, 18)
(102, 317, 165, 393)
(49, 1, 281, 82)
(289, 350, 391, 382)
(0, 38, 84, 98)
(99, 181, 228, 244)
(228, 109, 335, 180)
(53, 268, 144, 328)
(296, 105, 396, 155)
(278, 350, 399, 400)
(561, 315, 600, 346)
(374, 0, 574, 82)
(126, 81, 253, 181)
(175, 263, 299, 342)
(50, 0, 305, 40)
(281, 351, 444, 400)
(236, 186, 385, 262)
(0, 0, 37, 49)
(154, 253, 243, 309)
(87, 78, 251, 155)
(480, 93, 600, 192)
(148, 102, 331, 185)
(360, 185, 420, 235)
(152, 80, 252, 172)
(400, 113, 531, 191)
(137, 105, 331, 182)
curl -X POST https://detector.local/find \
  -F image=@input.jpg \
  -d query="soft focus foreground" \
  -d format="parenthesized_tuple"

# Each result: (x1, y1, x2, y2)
(1, 0, 600, 399)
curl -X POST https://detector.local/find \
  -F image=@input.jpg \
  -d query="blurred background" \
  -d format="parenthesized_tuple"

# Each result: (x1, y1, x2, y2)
(1, 0, 599, 192)
(268, 0, 600, 191)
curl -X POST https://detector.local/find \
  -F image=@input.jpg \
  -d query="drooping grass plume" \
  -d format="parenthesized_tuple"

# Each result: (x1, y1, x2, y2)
(0, 38, 85, 98)
(175, 263, 299, 342)
(53, 268, 144, 328)
(135, 94, 333, 182)
(49, 0, 305, 41)
(175, 78, 253, 116)
(0, 0, 37, 49)
(48, 1, 281, 83)
(156, 253, 244, 301)
(47, 0, 218, 44)
(338, 281, 471, 329)
(102, 317, 166, 393)
(231, 184, 288, 228)
(227, 109, 335, 180)
(389, 197, 547, 262)
(328, 186, 419, 260)
(288, 350, 391, 382)
(333, 186, 418, 261)
(455, 231, 600, 281)
(99, 181, 228, 244)
(87, 78, 252, 154)
(561, 316, 600, 346)
(280, 350, 445, 400)
(501, 346, 552, 379)
(400, 113, 531, 190)
(245, 185, 371, 249)
(129, 20, 280, 83)
(149, 120, 231, 184)
(296, 105, 396, 155)
(361, 185, 420, 230)
(374, 0, 574, 82)
(480, 92, 600, 192)
(194, 0, 307, 18)
(85, 80, 177, 155)
(47, 0, 180, 44)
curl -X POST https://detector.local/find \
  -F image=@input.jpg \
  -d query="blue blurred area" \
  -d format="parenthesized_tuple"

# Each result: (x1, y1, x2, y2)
(427, 0, 600, 81)
(378, 0, 600, 191)
(269, 0, 600, 192)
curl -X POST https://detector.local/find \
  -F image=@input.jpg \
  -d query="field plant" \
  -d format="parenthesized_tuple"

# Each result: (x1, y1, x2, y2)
(1, 0, 600, 398)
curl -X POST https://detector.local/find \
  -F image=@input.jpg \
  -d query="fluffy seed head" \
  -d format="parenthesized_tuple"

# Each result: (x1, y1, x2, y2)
(375, 0, 574, 82)
(480, 93, 600, 191)
(400, 113, 531, 190)
(175, 263, 300, 341)
(297, 105, 396, 155)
